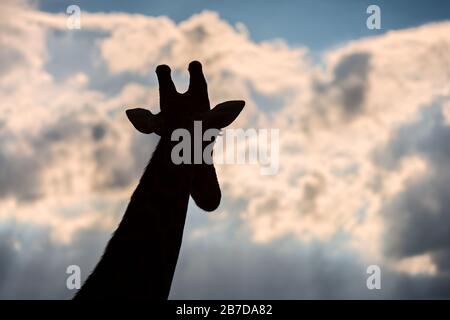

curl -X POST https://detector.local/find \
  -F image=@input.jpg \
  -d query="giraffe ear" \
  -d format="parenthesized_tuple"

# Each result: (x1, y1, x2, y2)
(126, 108, 163, 135)
(201, 100, 245, 129)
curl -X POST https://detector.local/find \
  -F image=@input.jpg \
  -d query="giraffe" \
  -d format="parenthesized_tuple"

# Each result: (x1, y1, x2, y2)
(74, 61, 244, 300)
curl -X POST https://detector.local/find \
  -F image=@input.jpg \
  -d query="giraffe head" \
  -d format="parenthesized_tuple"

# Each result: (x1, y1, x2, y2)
(126, 61, 244, 211)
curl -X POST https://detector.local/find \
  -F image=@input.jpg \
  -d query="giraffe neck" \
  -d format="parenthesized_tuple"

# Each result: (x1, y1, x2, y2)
(75, 137, 192, 300)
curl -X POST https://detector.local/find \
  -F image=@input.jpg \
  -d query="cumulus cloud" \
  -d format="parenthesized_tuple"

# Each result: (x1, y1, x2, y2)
(376, 101, 450, 275)
(1, 0, 450, 298)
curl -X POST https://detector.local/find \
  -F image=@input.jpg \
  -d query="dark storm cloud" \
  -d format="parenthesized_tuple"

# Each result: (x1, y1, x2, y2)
(0, 118, 79, 202)
(0, 233, 17, 288)
(172, 237, 370, 299)
(0, 111, 157, 203)
(0, 137, 43, 202)
(171, 221, 450, 299)
(0, 221, 110, 299)
(1, 205, 449, 299)
(433, 249, 450, 272)
(375, 102, 450, 274)
(314, 52, 371, 119)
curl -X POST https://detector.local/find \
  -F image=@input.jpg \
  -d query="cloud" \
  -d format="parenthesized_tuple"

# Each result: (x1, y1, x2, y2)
(314, 52, 371, 119)
(173, 207, 450, 299)
(0, 220, 111, 299)
(377, 101, 450, 274)
(1, 1, 450, 298)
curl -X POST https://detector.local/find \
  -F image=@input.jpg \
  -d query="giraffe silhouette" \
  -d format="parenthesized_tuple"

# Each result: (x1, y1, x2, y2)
(74, 61, 244, 300)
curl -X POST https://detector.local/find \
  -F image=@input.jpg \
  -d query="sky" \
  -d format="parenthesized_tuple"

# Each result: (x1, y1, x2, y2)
(0, 0, 450, 299)
(37, 0, 450, 49)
